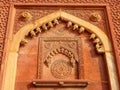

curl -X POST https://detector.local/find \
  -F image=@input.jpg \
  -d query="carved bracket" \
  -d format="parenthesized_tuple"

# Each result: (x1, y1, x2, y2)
(90, 33, 105, 53)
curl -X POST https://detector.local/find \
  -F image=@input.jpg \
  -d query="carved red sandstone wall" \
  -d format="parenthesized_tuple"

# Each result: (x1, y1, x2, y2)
(0, 0, 120, 84)
(15, 23, 109, 90)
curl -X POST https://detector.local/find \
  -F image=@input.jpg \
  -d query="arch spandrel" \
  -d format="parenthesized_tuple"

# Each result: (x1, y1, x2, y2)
(10, 10, 112, 52)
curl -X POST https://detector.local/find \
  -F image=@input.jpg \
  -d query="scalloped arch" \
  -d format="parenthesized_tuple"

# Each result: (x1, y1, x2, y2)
(10, 10, 112, 52)
(2, 10, 119, 90)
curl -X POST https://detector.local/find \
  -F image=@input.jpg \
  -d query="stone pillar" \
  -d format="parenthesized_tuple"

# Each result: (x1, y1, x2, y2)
(105, 52, 119, 90)
(2, 52, 18, 90)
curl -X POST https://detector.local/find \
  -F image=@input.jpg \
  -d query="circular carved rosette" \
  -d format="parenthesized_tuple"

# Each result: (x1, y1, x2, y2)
(51, 60, 72, 79)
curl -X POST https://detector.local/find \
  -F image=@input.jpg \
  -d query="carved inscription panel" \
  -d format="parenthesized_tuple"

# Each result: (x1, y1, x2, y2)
(38, 37, 83, 80)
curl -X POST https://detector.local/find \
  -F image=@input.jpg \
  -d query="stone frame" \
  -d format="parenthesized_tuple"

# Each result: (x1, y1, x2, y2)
(0, 3, 119, 90)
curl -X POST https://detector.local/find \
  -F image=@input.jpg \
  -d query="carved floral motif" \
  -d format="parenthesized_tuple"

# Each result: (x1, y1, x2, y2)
(90, 13, 101, 22)
(51, 60, 72, 79)
(21, 11, 32, 21)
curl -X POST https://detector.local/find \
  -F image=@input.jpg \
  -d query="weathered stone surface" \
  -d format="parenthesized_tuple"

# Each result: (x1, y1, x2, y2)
(0, 0, 120, 90)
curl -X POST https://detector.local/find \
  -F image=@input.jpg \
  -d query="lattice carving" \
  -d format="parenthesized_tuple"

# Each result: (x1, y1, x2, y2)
(0, 0, 9, 6)
(109, 1, 120, 56)
(0, 6, 9, 67)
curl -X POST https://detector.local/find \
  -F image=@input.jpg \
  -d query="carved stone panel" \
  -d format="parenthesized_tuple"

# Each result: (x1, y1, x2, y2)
(38, 37, 83, 80)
